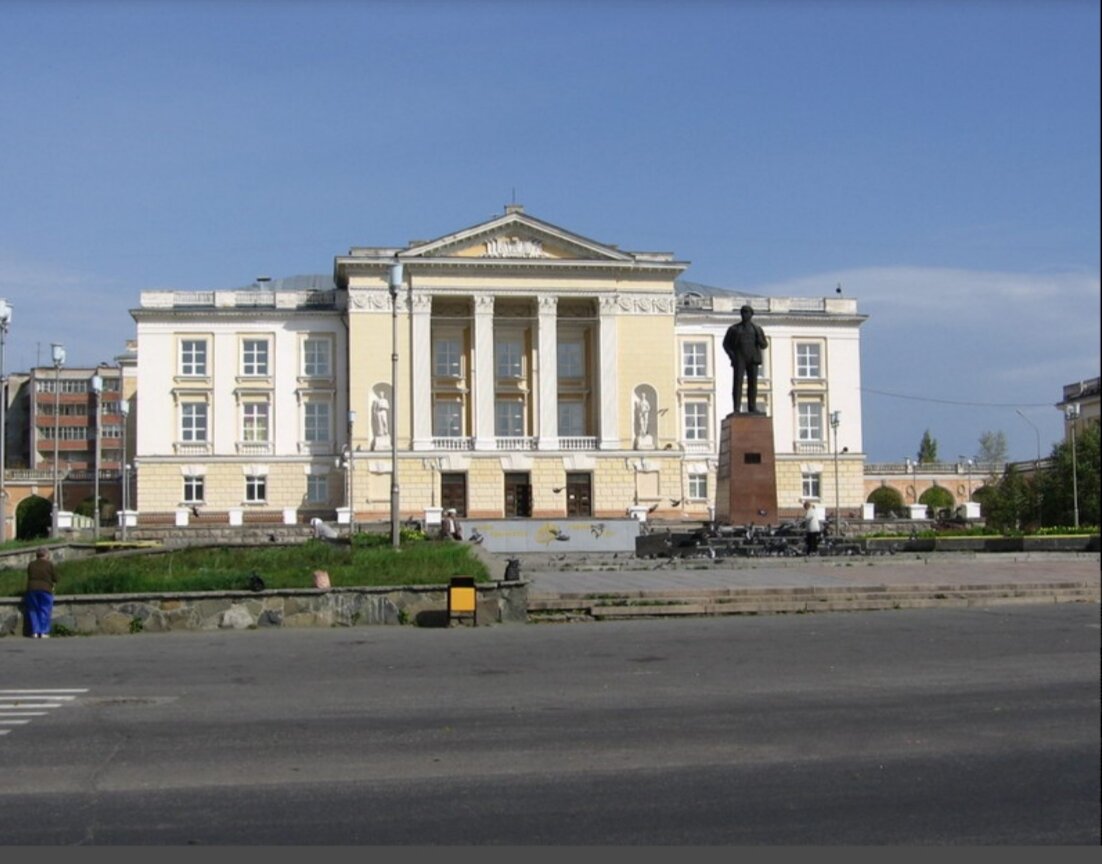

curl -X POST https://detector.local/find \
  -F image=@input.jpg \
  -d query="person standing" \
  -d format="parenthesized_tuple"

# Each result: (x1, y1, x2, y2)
(802, 501, 822, 555)
(722, 304, 769, 414)
(440, 508, 463, 541)
(24, 548, 59, 638)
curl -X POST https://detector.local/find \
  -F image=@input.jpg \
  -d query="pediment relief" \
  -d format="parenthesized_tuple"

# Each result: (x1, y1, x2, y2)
(405, 213, 632, 263)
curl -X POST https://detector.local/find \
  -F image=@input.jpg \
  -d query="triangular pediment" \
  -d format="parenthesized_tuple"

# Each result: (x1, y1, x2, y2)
(403, 209, 634, 263)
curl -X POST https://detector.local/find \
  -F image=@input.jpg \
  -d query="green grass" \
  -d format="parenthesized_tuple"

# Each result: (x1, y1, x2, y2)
(0, 536, 489, 597)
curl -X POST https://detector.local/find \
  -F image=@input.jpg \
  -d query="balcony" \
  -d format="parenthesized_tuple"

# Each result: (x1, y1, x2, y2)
(794, 440, 829, 455)
(175, 442, 212, 456)
(559, 436, 598, 451)
(432, 437, 474, 451)
(236, 441, 273, 456)
(495, 437, 536, 451)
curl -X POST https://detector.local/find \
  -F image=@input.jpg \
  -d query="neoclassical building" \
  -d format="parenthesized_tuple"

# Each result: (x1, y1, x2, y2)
(132, 207, 866, 526)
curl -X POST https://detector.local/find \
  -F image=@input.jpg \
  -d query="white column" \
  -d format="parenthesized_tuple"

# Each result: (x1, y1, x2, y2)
(537, 295, 559, 450)
(411, 292, 433, 450)
(598, 295, 621, 449)
(473, 294, 496, 450)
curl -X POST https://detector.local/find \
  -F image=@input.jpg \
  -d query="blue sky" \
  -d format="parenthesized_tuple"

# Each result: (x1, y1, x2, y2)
(1, 0, 1098, 463)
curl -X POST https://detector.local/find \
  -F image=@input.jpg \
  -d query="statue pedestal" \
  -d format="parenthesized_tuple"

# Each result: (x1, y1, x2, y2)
(715, 413, 778, 526)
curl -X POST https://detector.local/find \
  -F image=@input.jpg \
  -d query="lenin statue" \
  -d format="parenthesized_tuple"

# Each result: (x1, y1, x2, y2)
(722, 304, 768, 414)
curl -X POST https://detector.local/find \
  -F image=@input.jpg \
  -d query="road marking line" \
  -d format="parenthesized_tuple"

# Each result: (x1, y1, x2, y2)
(0, 712, 48, 718)
(0, 719, 31, 725)
(0, 689, 88, 695)
(0, 703, 68, 710)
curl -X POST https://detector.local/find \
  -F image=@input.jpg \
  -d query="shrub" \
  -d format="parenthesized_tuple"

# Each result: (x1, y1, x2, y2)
(867, 486, 904, 517)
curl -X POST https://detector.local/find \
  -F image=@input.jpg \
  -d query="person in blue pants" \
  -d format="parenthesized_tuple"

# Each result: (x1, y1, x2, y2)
(24, 548, 59, 638)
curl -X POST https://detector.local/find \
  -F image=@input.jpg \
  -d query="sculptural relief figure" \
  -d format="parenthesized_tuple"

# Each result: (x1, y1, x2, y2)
(722, 305, 769, 414)
(372, 393, 390, 439)
(634, 390, 654, 449)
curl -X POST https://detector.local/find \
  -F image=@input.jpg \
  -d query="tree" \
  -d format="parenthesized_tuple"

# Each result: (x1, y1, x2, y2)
(981, 464, 1040, 533)
(867, 485, 905, 517)
(1036, 422, 1099, 528)
(976, 430, 1008, 465)
(919, 484, 955, 517)
(917, 429, 939, 464)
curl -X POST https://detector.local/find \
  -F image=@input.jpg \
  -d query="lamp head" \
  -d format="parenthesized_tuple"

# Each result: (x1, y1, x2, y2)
(51, 343, 66, 366)
(91, 374, 103, 394)
(0, 299, 11, 326)
(388, 261, 404, 296)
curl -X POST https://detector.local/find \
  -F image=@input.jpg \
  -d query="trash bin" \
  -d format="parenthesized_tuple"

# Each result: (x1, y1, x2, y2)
(448, 576, 477, 626)
(504, 557, 521, 581)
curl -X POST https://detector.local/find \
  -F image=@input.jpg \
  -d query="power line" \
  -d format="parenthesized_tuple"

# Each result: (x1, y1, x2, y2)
(861, 388, 1054, 409)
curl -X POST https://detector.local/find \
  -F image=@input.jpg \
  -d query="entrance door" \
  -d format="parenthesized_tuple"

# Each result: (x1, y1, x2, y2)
(565, 472, 592, 517)
(440, 472, 467, 517)
(504, 472, 532, 518)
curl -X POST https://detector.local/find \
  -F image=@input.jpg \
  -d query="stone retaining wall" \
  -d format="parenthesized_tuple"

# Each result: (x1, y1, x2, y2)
(0, 582, 528, 638)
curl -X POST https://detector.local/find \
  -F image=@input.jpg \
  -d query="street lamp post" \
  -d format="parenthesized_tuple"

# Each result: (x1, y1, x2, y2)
(347, 409, 356, 535)
(829, 410, 841, 537)
(1015, 409, 1041, 464)
(51, 343, 65, 536)
(0, 299, 10, 545)
(91, 374, 103, 542)
(120, 399, 130, 541)
(388, 260, 403, 550)
(958, 455, 974, 501)
(1066, 404, 1080, 528)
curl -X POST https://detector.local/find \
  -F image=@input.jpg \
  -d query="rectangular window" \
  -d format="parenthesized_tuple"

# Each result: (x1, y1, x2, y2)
(558, 401, 585, 437)
(802, 472, 821, 499)
(433, 338, 462, 377)
(242, 403, 269, 442)
(682, 342, 708, 378)
(304, 402, 331, 442)
(242, 339, 269, 376)
(245, 475, 267, 503)
(306, 475, 329, 504)
(798, 402, 823, 441)
(688, 473, 708, 500)
(557, 341, 584, 379)
(684, 402, 709, 441)
(180, 340, 207, 376)
(796, 343, 822, 379)
(495, 399, 525, 437)
(303, 338, 331, 377)
(181, 403, 208, 442)
(495, 339, 523, 379)
(433, 400, 462, 437)
(183, 476, 205, 503)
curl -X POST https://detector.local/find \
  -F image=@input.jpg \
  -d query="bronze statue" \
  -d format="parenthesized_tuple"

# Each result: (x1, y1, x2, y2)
(722, 304, 768, 414)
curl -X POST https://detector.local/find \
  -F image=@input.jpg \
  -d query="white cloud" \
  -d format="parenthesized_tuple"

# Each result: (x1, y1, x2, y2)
(755, 266, 1100, 462)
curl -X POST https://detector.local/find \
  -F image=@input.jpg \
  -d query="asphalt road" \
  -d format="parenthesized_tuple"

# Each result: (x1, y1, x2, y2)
(2, 604, 1099, 845)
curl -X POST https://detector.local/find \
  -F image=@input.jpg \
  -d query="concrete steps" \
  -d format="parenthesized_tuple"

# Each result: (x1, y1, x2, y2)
(527, 581, 1100, 622)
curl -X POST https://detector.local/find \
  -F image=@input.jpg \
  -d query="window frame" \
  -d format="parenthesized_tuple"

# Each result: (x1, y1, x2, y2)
(180, 339, 208, 377)
(245, 474, 267, 503)
(683, 400, 710, 442)
(241, 338, 270, 377)
(241, 402, 270, 443)
(302, 337, 332, 378)
(797, 401, 824, 442)
(183, 475, 205, 504)
(681, 341, 709, 378)
(180, 402, 209, 443)
(795, 342, 823, 379)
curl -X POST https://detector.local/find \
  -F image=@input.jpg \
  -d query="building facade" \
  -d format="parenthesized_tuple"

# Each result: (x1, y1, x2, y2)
(132, 208, 867, 526)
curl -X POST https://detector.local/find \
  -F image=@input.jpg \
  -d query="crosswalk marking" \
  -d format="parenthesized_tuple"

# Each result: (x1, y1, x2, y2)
(0, 689, 88, 738)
